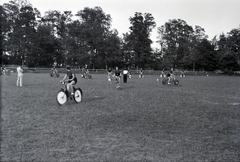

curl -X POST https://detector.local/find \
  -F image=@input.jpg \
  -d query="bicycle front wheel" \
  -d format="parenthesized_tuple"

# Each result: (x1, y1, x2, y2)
(74, 88, 82, 103)
(56, 90, 67, 105)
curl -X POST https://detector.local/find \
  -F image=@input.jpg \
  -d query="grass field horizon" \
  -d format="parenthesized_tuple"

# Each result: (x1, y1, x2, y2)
(1, 73, 240, 161)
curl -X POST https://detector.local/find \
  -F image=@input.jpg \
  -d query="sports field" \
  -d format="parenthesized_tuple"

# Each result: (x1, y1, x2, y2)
(1, 73, 240, 161)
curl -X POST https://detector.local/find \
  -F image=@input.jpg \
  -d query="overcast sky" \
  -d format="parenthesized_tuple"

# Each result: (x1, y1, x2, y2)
(1, 0, 240, 48)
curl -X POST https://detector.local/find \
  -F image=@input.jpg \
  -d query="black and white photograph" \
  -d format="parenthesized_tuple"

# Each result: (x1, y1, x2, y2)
(1, 0, 240, 161)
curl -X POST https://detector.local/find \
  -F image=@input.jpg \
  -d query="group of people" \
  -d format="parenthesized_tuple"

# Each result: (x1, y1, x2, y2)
(107, 66, 133, 88)
(5, 64, 180, 95)
(160, 69, 178, 84)
(107, 66, 181, 86)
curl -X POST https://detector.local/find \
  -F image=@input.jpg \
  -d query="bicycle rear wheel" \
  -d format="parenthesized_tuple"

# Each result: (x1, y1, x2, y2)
(56, 90, 67, 105)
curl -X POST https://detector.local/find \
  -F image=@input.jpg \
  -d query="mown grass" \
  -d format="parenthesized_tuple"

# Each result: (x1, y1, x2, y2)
(1, 73, 240, 161)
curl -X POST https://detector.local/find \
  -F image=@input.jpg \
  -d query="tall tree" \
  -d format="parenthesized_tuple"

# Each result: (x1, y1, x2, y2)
(3, 0, 39, 65)
(195, 39, 217, 70)
(217, 28, 240, 70)
(75, 6, 112, 68)
(126, 12, 156, 69)
(102, 29, 122, 68)
(157, 19, 193, 70)
(0, 5, 9, 65)
(65, 20, 89, 67)
(227, 27, 240, 69)
(40, 10, 73, 66)
(181, 25, 208, 70)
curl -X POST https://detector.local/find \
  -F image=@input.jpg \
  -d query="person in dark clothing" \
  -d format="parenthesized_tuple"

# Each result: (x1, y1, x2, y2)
(60, 65, 77, 95)
(114, 66, 121, 88)
(123, 68, 128, 83)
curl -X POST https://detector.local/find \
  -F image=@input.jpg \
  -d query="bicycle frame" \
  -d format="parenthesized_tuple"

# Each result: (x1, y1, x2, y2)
(61, 81, 76, 98)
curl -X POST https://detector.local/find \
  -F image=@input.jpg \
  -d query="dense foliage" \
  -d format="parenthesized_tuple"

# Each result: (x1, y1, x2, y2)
(1, 0, 239, 70)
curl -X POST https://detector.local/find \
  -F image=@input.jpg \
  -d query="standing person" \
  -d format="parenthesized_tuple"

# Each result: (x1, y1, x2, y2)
(107, 67, 112, 82)
(60, 65, 77, 96)
(128, 68, 131, 78)
(82, 64, 87, 78)
(139, 68, 144, 78)
(2, 65, 5, 73)
(114, 66, 121, 88)
(180, 69, 185, 77)
(2, 65, 7, 75)
(160, 69, 165, 78)
(123, 67, 128, 83)
(16, 65, 23, 87)
(0, 65, 3, 75)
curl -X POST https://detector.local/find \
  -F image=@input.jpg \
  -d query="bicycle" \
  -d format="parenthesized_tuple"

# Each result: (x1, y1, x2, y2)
(82, 71, 92, 79)
(1, 69, 10, 75)
(162, 76, 179, 85)
(50, 70, 60, 77)
(56, 81, 83, 105)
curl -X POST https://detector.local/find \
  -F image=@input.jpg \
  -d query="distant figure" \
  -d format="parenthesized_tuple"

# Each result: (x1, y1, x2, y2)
(139, 68, 144, 78)
(167, 69, 175, 84)
(123, 68, 128, 83)
(107, 67, 112, 82)
(52, 66, 56, 73)
(16, 65, 23, 87)
(128, 68, 131, 78)
(82, 65, 86, 78)
(180, 70, 185, 77)
(160, 69, 165, 77)
(114, 66, 121, 88)
(1, 65, 8, 75)
(2, 65, 6, 73)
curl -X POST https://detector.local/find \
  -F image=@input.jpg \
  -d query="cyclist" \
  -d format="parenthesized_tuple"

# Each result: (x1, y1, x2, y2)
(60, 65, 77, 96)
(167, 70, 175, 84)
(51, 66, 58, 75)
(114, 66, 121, 88)
(52, 66, 56, 73)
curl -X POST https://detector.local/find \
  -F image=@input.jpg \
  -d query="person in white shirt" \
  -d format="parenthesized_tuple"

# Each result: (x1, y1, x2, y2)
(123, 68, 128, 83)
(16, 65, 23, 87)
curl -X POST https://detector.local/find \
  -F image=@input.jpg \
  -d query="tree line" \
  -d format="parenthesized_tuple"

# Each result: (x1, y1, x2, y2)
(1, 0, 240, 71)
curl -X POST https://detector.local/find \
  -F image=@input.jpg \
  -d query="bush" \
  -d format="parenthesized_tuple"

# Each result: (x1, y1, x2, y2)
(224, 69, 234, 75)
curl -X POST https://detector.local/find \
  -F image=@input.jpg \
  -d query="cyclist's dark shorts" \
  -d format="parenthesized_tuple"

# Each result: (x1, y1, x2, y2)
(68, 78, 77, 84)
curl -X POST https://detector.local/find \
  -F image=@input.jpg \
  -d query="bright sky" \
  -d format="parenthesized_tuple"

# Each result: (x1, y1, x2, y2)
(1, 0, 240, 48)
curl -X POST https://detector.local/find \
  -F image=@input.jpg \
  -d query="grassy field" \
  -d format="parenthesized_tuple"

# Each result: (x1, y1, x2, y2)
(1, 73, 240, 161)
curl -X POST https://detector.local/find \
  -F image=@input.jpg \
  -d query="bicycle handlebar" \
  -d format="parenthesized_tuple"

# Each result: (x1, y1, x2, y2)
(60, 81, 68, 85)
